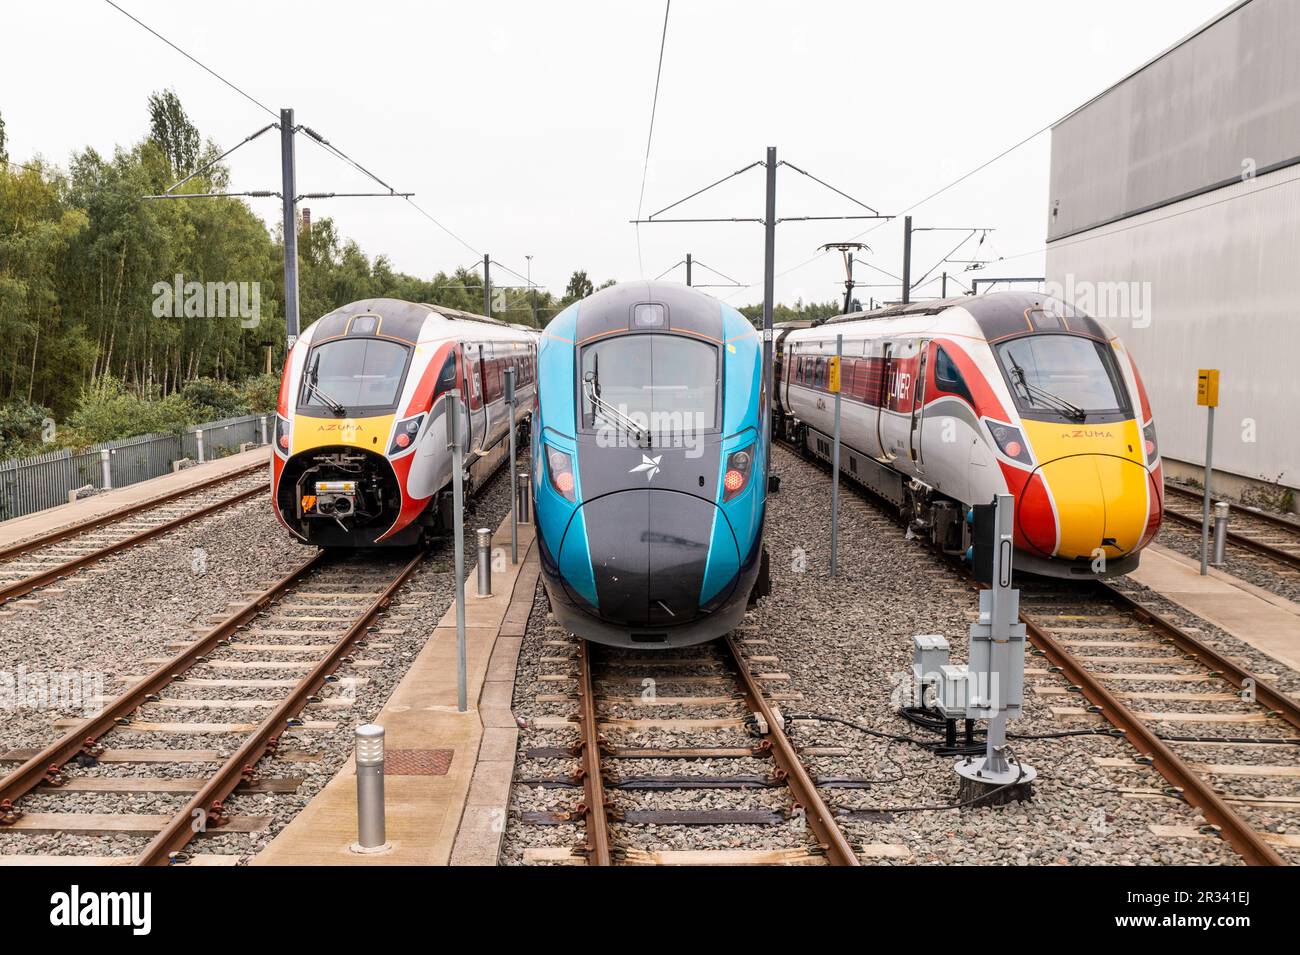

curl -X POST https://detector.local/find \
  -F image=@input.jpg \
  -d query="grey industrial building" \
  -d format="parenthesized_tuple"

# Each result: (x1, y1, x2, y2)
(1046, 0, 1299, 504)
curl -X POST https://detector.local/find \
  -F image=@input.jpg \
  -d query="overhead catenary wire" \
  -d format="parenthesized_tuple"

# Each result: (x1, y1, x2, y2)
(104, 0, 539, 289)
(635, 0, 673, 277)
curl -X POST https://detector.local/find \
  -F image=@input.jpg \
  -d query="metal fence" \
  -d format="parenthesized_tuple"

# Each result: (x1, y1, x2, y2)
(0, 413, 270, 523)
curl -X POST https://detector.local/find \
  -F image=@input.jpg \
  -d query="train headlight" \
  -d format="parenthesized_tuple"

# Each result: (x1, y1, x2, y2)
(1143, 422, 1158, 463)
(275, 415, 291, 456)
(388, 414, 424, 457)
(987, 421, 1033, 466)
(723, 447, 754, 502)
(546, 446, 576, 501)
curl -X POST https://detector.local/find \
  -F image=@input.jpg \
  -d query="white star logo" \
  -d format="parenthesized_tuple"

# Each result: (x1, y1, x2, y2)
(629, 454, 662, 481)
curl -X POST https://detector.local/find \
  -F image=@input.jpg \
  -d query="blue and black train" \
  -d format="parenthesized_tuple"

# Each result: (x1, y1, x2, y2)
(532, 282, 769, 648)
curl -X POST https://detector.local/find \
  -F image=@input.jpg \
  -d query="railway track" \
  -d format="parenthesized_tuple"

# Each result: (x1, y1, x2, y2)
(1161, 483, 1300, 573)
(519, 627, 861, 865)
(780, 434, 1300, 865)
(1018, 579, 1300, 866)
(0, 546, 426, 865)
(0, 463, 267, 606)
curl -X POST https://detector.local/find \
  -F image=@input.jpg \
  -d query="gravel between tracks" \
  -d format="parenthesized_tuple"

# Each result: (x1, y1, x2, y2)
(0, 457, 521, 860)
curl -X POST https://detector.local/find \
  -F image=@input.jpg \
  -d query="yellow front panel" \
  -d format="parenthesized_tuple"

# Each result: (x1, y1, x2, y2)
(1022, 419, 1149, 558)
(291, 414, 394, 456)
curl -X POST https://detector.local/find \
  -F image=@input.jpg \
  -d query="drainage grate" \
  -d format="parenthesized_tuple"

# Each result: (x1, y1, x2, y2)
(383, 748, 453, 776)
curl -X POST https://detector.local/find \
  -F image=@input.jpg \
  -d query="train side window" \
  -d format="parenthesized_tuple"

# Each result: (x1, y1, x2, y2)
(934, 346, 973, 405)
(815, 358, 826, 389)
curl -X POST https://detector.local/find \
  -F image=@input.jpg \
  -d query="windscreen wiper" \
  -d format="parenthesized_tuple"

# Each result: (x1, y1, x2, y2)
(583, 371, 648, 446)
(307, 357, 348, 417)
(1008, 357, 1086, 421)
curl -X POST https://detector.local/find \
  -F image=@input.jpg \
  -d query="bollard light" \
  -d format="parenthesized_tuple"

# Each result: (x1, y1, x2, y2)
(476, 527, 493, 597)
(1211, 501, 1230, 567)
(517, 471, 532, 524)
(351, 723, 389, 853)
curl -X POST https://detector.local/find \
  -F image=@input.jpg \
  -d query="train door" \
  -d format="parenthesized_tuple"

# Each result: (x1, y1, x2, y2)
(465, 342, 487, 452)
(877, 342, 894, 460)
(908, 340, 929, 469)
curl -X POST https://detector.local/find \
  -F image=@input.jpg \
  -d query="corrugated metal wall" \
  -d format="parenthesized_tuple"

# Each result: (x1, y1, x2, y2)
(1048, 0, 1300, 241)
(0, 414, 270, 522)
(1046, 162, 1300, 488)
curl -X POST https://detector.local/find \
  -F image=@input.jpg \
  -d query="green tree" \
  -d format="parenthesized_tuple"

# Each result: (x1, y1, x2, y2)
(147, 89, 201, 175)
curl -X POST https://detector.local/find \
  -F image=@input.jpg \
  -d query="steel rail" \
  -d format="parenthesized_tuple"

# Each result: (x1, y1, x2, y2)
(0, 483, 265, 604)
(1164, 483, 1300, 534)
(1016, 606, 1286, 867)
(0, 550, 324, 807)
(1159, 502, 1300, 572)
(722, 634, 860, 866)
(574, 640, 613, 865)
(0, 461, 267, 563)
(135, 547, 428, 865)
(1099, 581, 1300, 734)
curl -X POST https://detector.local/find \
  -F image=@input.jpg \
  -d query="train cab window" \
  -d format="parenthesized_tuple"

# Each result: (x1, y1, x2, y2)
(995, 334, 1130, 421)
(302, 338, 410, 410)
(579, 334, 719, 434)
(934, 346, 974, 405)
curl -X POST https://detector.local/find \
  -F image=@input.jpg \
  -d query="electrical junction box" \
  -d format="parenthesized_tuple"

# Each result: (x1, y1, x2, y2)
(966, 619, 1027, 720)
(911, 634, 950, 706)
(935, 664, 971, 718)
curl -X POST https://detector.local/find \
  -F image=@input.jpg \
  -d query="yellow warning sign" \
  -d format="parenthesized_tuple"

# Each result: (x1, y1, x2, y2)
(828, 356, 841, 394)
(1196, 369, 1220, 408)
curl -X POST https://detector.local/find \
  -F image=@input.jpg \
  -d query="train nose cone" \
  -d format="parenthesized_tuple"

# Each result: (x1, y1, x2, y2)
(561, 489, 737, 628)
(1021, 454, 1157, 560)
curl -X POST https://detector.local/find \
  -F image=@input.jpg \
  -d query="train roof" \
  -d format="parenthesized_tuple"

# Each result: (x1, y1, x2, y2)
(303, 298, 534, 347)
(804, 290, 1111, 344)
(568, 281, 742, 342)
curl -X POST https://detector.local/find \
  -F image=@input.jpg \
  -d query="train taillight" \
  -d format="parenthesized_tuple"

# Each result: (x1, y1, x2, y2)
(546, 446, 576, 502)
(723, 447, 753, 502)
(387, 414, 424, 457)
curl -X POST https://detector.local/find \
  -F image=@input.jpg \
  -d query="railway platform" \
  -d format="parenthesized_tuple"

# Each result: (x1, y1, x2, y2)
(252, 516, 539, 866)
(0, 445, 269, 550)
(1130, 541, 1300, 674)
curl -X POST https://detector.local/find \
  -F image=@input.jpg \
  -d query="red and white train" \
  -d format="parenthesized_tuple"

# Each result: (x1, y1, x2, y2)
(774, 291, 1162, 577)
(272, 298, 536, 548)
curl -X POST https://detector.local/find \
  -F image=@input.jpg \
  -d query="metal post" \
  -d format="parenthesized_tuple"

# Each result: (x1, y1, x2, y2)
(685, 252, 692, 287)
(526, 254, 536, 327)
(100, 449, 113, 491)
(901, 215, 912, 304)
(445, 393, 468, 711)
(1201, 405, 1215, 576)
(483, 253, 491, 317)
(259, 415, 269, 446)
(476, 528, 493, 597)
(352, 724, 388, 852)
(280, 108, 300, 344)
(761, 147, 777, 491)
(194, 429, 205, 464)
(1212, 501, 1230, 567)
(505, 366, 518, 564)
(830, 334, 842, 576)
(517, 471, 532, 524)
(941, 271, 947, 298)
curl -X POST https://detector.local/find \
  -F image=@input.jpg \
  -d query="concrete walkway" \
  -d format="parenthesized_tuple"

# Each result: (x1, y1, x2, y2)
(1129, 542, 1300, 675)
(253, 517, 538, 866)
(0, 446, 269, 550)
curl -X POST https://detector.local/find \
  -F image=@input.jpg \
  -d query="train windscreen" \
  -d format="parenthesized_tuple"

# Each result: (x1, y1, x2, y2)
(580, 334, 719, 435)
(301, 338, 410, 411)
(995, 334, 1130, 420)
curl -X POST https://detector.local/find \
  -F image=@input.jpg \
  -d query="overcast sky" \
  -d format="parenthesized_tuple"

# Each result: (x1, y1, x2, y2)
(3, 0, 1231, 310)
